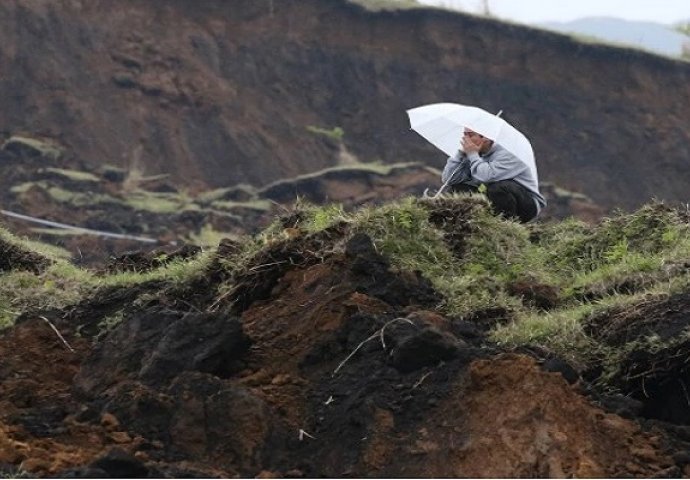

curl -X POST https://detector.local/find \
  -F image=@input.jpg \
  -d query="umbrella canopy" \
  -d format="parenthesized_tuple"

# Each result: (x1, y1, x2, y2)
(407, 103, 538, 181)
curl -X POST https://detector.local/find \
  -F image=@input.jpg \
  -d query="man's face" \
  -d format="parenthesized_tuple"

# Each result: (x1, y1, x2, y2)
(463, 129, 492, 153)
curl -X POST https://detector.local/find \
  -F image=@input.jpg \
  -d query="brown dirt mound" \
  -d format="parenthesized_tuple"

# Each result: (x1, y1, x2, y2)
(0, 317, 123, 476)
(0, 227, 685, 477)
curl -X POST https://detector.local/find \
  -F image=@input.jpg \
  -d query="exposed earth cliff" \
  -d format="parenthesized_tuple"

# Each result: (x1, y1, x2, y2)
(1, 0, 688, 218)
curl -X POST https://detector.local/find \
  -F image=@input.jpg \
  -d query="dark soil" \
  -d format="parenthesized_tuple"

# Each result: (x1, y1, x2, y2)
(0, 207, 686, 477)
(585, 292, 690, 428)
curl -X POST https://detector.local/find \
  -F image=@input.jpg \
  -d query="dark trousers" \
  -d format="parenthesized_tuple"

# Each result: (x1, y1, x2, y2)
(448, 180, 537, 223)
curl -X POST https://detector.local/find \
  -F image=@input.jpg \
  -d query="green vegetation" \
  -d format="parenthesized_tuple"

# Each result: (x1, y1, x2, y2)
(47, 186, 120, 206)
(291, 197, 690, 381)
(185, 224, 239, 248)
(1, 135, 63, 160)
(43, 167, 101, 182)
(259, 162, 424, 196)
(210, 199, 272, 213)
(2, 196, 690, 393)
(196, 184, 257, 205)
(123, 190, 196, 214)
(0, 223, 215, 330)
(0, 231, 94, 329)
(306, 125, 345, 142)
(0, 228, 72, 260)
(490, 202, 690, 377)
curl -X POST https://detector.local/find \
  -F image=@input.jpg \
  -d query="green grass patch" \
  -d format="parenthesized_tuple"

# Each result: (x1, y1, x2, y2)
(2, 135, 63, 159)
(10, 182, 39, 194)
(185, 225, 240, 249)
(43, 167, 101, 182)
(210, 199, 272, 212)
(0, 261, 94, 330)
(259, 162, 426, 196)
(306, 125, 345, 141)
(46, 185, 121, 206)
(123, 190, 196, 214)
(196, 184, 257, 204)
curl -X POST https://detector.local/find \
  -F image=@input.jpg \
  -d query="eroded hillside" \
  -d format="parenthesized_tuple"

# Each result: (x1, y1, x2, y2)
(0, 0, 688, 215)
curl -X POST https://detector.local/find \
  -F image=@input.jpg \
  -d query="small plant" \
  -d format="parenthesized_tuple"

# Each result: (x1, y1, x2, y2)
(306, 125, 345, 142)
(306, 204, 347, 232)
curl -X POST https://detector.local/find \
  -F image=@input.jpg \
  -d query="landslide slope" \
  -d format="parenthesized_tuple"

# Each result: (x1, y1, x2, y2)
(0, 0, 688, 214)
(0, 137, 602, 266)
(2, 196, 690, 477)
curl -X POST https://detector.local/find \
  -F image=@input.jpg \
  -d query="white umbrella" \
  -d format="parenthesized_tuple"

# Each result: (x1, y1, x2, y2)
(406, 103, 538, 182)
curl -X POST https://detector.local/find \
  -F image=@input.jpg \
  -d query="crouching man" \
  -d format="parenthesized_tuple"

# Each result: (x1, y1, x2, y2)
(442, 128, 546, 223)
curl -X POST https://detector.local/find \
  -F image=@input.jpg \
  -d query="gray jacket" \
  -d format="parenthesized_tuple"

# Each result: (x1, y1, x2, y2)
(441, 144, 546, 213)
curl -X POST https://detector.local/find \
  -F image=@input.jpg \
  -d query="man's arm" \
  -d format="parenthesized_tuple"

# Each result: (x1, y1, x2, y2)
(441, 151, 470, 184)
(466, 149, 527, 183)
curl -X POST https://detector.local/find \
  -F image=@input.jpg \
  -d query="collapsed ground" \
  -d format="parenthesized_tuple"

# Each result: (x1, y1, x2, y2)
(0, 136, 605, 268)
(1, 196, 690, 477)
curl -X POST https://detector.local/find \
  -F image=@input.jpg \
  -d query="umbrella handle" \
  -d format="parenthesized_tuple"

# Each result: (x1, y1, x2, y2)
(423, 182, 450, 199)
(424, 161, 462, 198)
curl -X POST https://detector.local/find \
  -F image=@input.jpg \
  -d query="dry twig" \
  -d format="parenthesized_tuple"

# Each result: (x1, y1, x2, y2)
(333, 317, 418, 376)
(413, 371, 433, 389)
(298, 429, 316, 441)
(40, 315, 75, 353)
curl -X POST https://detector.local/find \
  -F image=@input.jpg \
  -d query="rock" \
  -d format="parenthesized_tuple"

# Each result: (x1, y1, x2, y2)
(271, 373, 292, 385)
(100, 413, 120, 431)
(542, 357, 580, 384)
(111, 73, 137, 89)
(508, 280, 561, 310)
(138, 312, 250, 383)
(20, 457, 51, 473)
(344, 233, 441, 308)
(256, 470, 280, 478)
(59, 466, 109, 478)
(166, 372, 272, 470)
(75, 309, 251, 396)
(108, 431, 132, 444)
(101, 165, 127, 183)
(89, 448, 148, 478)
(390, 326, 465, 373)
(100, 382, 175, 442)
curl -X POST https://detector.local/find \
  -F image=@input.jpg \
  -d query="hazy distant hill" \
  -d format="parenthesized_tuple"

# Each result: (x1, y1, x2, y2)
(540, 17, 690, 58)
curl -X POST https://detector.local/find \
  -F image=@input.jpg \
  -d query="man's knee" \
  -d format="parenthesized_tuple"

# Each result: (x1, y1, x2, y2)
(484, 181, 535, 223)
(485, 181, 517, 205)
(485, 180, 515, 196)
